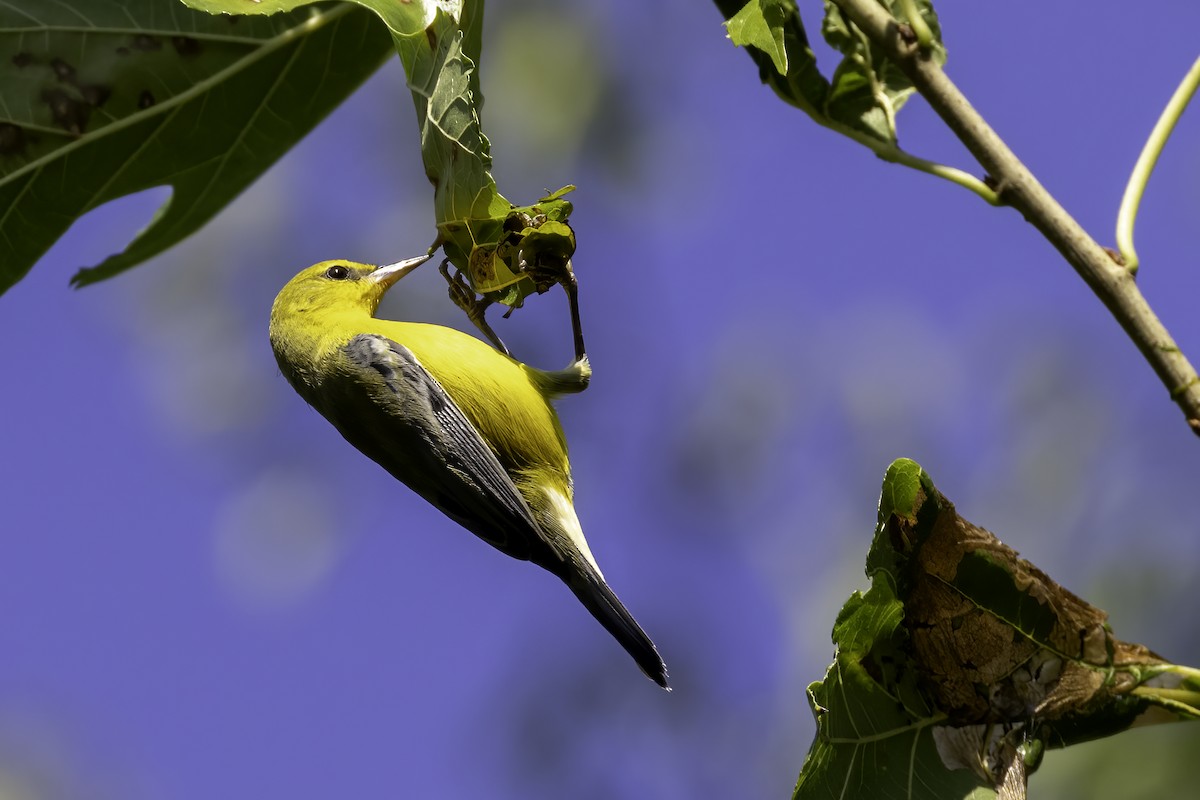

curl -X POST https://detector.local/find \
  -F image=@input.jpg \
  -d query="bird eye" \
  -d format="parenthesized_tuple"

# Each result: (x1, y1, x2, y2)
(325, 264, 350, 280)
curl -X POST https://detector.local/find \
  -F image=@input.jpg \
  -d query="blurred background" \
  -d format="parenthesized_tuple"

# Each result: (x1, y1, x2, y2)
(2, 1, 1200, 797)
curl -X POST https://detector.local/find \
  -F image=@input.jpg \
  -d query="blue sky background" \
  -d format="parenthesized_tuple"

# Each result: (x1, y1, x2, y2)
(2, 1, 1200, 798)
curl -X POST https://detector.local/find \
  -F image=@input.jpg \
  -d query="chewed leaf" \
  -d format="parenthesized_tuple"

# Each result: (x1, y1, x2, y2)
(0, 1, 392, 294)
(795, 459, 1199, 799)
(386, 5, 578, 309)
(520, 220, 575, 266)
(463, 190, 579, 306)
(468, 243, 528, 296)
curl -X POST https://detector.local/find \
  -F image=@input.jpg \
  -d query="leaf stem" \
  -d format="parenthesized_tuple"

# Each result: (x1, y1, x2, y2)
(832, 119, 999, 204)
(1116, 55, 1200, 275)
(844, 20, 899, 140)
(829, 0, 1200, 437)
(896, 0, 933, 50)
(1157, 663, 1200, 684)
(1131, 685, 1200, 715)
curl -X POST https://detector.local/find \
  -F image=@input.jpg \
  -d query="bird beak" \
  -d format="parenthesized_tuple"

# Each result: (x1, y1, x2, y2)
(370, 253, 434, 288)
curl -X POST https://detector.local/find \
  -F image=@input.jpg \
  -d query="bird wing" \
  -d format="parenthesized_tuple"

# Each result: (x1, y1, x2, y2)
(340, 333, 546, 562)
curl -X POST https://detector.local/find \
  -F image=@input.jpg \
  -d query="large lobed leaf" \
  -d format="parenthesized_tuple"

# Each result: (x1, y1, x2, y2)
(185, 1, 506, 263)
(0, 0, 392, 294)
(795, 459, 1200, 800)
(10, 0, 578, 310)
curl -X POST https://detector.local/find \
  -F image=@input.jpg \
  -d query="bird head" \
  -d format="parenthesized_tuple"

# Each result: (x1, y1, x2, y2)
(271, 254, 433, 320)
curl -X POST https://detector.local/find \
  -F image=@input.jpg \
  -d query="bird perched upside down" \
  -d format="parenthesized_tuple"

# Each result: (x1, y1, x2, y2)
(269, 255, 669, 688)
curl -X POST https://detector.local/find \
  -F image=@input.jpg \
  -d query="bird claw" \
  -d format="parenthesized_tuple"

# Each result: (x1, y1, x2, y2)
(439, 259, 511, 356)
(438, 253, 587, 366)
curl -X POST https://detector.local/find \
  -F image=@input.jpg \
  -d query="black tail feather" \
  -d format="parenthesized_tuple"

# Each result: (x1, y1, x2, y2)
(563, 564, 670, 690)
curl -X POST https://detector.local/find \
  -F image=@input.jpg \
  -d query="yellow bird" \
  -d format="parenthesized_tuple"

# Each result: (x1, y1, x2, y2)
(269, 255, 668, 688)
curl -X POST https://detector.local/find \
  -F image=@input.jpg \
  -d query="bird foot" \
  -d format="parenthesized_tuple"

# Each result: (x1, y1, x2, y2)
(439, 259, 511, 356)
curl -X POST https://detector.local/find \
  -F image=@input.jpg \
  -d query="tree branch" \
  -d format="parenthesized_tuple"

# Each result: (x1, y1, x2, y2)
(830, 0, 1200, 436)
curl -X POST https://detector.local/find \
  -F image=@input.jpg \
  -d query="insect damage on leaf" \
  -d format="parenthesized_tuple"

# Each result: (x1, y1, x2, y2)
(883, 497, 1162, 727)
(877, 471, 1171, 792)
(463, 186, 578, 309)
(794, 459, 1199, 800)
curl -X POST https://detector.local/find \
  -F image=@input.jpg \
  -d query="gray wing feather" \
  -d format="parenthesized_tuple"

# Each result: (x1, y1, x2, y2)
(339, 334, 669, 688)
(341, 333, 544, 562)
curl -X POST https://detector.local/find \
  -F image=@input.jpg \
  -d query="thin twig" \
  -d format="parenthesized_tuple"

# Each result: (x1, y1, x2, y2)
(830, 0, 1200, 437)
(1116, 55, 1200, 274)
(834, 117, 998, 204)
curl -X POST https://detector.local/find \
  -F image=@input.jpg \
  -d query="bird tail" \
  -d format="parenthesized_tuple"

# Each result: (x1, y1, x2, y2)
(563, 563, 670, 690)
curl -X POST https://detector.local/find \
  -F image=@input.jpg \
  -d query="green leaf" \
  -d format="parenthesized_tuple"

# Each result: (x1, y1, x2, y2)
(718, 0, 947, 146)
(717, 0, 831, 122)
(820, 0, 946, 143)
(185, 0, 429, 34)
(796, 579, 984, 800)
(878, 456, 923, 520)
(796, 458, 1200, 799)
(197, 0, 576, 310)
(461, 187, 577, 307)
(724, 0, 791, 75)
(388, 1, 577, 309)
(393, 2, 509, 263)
(11, 0, 576, 309)
(0, 0, 392, 294)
